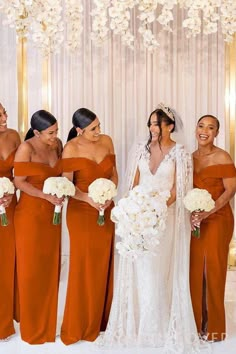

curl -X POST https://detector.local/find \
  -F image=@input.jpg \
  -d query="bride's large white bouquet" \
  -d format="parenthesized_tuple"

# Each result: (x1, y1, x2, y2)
(183, 188, 215, 238)
(43, 177, 75, 225)
(111, 184, 170, 259)
(0, 177, 15, 226)
(88, 178, 117, 226)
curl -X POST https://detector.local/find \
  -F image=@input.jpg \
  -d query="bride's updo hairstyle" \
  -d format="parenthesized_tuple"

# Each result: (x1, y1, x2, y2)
(24, 110, 57, 141)
(146, 103, 176, 150)
(67, 108, 97, 142)
(197, 114, 220, 131)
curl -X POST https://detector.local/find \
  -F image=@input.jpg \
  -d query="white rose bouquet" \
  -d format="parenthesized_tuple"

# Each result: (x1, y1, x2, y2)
(0, 177, 15, 226)
(183, 188, 215, 238)
(88, 178, 117, 226)
(43, 177, 76, 225)
(111, 184, 170, 260)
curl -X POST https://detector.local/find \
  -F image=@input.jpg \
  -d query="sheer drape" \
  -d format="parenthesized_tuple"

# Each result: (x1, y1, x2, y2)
(0, 13, 18, 129)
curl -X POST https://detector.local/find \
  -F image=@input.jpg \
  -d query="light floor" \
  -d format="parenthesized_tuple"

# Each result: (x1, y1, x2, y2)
(1, 269, 235, 354)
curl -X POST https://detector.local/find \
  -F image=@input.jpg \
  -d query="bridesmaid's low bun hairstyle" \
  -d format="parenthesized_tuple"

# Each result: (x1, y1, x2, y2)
(67, 108, 97, 142)
(24, 128, 34, 141)
(24, 110, 57, 141)
(67, 126, 78, 142)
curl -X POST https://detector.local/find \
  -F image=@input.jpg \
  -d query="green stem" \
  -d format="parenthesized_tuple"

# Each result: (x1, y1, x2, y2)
(97, 214, 105, 226)
(53, 212, 61, 225)
(1, 213, 8, 226)
(192, 227, 200, 238)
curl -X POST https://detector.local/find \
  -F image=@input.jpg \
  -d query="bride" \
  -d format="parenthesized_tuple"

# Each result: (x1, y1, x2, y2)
(97, 104, 201, 353)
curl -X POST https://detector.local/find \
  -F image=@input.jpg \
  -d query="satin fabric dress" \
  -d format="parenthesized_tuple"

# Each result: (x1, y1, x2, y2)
(61, 155, 115, 345)
(190, 163, 236, 341)
(14, 161, 62, 344)
(0, 150, 17, 339)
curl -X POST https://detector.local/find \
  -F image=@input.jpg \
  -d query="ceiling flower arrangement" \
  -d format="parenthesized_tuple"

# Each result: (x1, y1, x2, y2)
(0, 0, 235, 55)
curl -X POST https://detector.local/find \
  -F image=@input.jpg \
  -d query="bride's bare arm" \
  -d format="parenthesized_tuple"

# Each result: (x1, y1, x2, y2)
(166, 169, 176, 207)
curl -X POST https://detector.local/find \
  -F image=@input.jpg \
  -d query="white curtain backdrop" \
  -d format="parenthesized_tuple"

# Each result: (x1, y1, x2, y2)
(0, 13, 18, 129)
(0, 2, 227, 328)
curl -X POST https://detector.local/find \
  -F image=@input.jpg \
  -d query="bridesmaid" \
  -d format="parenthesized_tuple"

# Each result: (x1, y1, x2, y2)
(190, 115, 236, 341)
(14, 110, 63, 344)
(0, 102, 20, 340)
(60, 108, 118, 345)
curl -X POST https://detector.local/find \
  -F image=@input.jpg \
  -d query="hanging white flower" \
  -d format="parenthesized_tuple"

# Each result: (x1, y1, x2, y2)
(90, 0, 110, 44)
(0, 0, 235, 54)
(65, 0, 83, 52)
(108, 0, 136, 49)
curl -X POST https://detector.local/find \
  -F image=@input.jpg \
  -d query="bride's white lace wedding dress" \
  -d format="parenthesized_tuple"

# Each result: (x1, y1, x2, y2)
(97, 143, 202, 353)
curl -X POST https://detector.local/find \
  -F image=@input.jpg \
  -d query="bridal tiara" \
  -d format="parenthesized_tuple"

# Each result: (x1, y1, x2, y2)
(157, 103, 175, 122)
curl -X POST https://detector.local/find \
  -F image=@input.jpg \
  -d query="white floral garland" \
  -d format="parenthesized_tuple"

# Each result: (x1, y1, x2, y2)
(30, 0, 64, 56)
(65, 0, 83, 51)
(0, 0, 235, 55)
(109, 0, 137, 49)
(90, 0, 110, 44)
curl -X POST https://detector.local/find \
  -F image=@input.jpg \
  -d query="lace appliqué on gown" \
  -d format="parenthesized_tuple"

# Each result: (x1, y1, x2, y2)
(97, 144, 204, 354)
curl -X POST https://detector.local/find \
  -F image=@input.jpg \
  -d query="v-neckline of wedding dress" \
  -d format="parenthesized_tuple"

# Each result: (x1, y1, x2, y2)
(148, 144, 176, 176)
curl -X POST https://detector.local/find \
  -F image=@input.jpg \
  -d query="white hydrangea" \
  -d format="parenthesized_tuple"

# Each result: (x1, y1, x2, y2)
(0, 177, 15, 198)
(43, 176, 75, 198)
(183, 188, 215, 213)
(88, 178, 117, 204)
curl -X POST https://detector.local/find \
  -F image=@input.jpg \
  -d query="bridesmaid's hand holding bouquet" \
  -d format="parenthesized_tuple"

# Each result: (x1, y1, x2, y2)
(43, 176, 75, 225)
(88, 178, 117, 226)
(183, 188, 215, 238)
(0, 177, 15, 226)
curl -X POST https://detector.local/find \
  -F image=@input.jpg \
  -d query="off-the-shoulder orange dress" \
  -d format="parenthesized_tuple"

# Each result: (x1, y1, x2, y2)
(0, 150, 17, 339)
(60, 155, 115, 345)
(190, 163, 236, 341)
(14, 161, 62, 344)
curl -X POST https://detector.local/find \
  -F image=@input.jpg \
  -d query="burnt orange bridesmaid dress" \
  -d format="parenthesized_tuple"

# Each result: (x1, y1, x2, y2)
(61, 155, 115, 345)
(190, 163, 236, 341)
(0, 150, 17, 339)
(14, 161, 62, 344)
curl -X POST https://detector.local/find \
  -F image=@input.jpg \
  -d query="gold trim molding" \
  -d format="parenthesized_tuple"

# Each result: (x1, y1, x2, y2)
(17, 37, 28, 140)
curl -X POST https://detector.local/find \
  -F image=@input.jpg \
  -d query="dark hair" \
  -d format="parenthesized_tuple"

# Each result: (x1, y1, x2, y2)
(24, 110, 57, 140)
(67, 108, 97, 141)
(146, 108, 175, 151)
(197, 114, 220, 131)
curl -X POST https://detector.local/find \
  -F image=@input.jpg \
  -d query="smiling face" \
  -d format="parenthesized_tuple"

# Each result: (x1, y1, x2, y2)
(0, 104, 8, 132)
(196, 116, 219, 146)
(149, 113, 173, 142)
(82, 117, 101, 142)
(35, 122, 59, 147)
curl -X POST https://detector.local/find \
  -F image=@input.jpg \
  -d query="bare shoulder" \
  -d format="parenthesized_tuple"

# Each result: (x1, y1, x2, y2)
(5, 128, 20, 142)
(14, 140, 33, 162)
(62, 138, 78, 158)
(100, 134, 114, 152)
(214, 147, 233, 164)
(9, 129, 21, 145)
